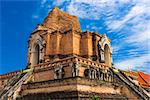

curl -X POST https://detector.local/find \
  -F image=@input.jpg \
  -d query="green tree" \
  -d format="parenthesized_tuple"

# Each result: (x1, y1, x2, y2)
(91, 95, 100, 100)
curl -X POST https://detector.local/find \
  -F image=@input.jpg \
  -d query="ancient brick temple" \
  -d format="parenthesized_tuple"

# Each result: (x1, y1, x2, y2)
(0, 7, 149, 100)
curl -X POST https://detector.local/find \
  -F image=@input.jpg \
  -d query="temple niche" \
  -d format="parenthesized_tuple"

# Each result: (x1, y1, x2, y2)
(0, 7, 149, 100)
(28, 34, 46, 66)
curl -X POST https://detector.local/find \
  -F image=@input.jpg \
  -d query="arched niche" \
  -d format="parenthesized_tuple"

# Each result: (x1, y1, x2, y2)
(30, 34, 46, 67)
(104, 44, 111, 67)
(30, 43, 40, 66)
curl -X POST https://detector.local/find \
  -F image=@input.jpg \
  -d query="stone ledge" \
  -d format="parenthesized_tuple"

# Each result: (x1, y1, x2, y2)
(21, 76, 117, 90)
(21, 91, 127, 100)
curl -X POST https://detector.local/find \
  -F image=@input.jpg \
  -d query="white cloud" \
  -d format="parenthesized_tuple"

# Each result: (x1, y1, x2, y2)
(112, 45, 121, 54)
(125, 29, 150, 43)
(105, 0, 150, 71)
(114, 54, 150, 72)
(66, 0, 117, 20)
(52, 0, 66, 6)
(123, 20, 150, 52)
(40, 0, 47, 7)
(32, 15, 39, 19)
(106, 0, 149, 31)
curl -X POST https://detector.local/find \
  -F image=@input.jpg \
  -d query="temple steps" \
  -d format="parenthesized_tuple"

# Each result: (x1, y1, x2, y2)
(0, 70, 33, 100)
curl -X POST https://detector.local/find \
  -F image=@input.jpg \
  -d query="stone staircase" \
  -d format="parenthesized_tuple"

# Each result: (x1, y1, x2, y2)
(0, 73, 24, 97)
(0, 69, 33, 100)
(111, 68, 150, 100)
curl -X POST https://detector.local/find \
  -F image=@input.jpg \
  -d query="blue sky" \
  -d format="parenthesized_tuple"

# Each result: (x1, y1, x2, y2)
(0, 0, 150, 74)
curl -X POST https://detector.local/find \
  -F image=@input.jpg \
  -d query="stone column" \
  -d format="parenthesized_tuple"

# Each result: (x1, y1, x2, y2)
(89, 69, 92, 79)
(94, 69, 96, 79)
(91, 69, 95, 79)
(102, 69, 105, 81)
(59, 65, 64, 79)
(97, 69, 99, 80)
(72, 62, 79, 77)
(45, 33, 50, 61)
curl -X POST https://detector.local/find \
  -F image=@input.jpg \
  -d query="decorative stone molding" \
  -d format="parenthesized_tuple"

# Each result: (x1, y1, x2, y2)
(98, 34, 112, 53)
(84, 67, 114, 82)
(70, 62, 80, 77)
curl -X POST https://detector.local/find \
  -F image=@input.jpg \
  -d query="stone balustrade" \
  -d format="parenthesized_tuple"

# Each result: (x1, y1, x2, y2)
(32, 56, 109, 70)
(0, 71, 20, 79)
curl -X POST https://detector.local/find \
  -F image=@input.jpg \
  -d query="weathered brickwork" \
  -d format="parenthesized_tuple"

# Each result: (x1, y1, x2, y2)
(27, 7, 112, 67)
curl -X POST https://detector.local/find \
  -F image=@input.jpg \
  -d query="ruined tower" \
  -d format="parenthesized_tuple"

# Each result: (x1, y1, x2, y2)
(0, 7, 149, 100)
(28, 7, 112, 68)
